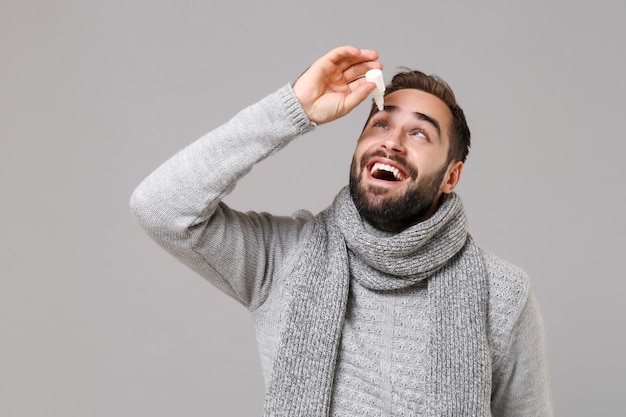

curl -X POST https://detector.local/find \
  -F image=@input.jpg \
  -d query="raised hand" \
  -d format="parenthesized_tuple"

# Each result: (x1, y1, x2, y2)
(293, 46, 382, 125)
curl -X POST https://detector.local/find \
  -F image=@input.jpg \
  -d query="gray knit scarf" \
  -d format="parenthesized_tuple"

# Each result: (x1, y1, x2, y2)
(263, 187, 491, 416)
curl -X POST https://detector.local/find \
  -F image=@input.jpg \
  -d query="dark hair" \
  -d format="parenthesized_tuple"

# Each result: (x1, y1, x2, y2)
(363, 68, 471, 163)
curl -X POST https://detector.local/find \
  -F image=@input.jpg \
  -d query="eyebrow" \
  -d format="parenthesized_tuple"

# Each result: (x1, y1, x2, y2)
(382, 105, 442, 138)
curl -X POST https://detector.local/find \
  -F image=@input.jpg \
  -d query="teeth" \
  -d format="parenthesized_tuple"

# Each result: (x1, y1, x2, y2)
(370, 162, 404, 180)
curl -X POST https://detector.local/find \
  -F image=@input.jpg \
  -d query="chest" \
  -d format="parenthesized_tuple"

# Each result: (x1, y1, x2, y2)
(329, 280, 429, 416)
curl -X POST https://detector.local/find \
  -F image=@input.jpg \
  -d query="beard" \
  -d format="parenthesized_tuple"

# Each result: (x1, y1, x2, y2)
(349, 151, 448, 233)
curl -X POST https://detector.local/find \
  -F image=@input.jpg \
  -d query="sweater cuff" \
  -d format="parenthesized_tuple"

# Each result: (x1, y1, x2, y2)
(278, 83, 317, 134)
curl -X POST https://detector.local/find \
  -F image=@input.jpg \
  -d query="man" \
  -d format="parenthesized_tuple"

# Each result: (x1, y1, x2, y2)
(131, 46, 553, 416)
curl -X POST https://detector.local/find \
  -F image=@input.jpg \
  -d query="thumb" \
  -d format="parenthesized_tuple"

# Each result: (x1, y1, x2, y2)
(343, 82, 377, 114)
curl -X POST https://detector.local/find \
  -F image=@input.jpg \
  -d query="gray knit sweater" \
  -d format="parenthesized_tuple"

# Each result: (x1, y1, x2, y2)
(130, 84, 553, 416)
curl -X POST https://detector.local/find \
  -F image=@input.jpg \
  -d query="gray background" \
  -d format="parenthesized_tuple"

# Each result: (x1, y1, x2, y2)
(1, 0, 624, 415)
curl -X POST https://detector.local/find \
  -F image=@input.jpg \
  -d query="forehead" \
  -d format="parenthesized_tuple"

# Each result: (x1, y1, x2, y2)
(383, 89, 452, 134)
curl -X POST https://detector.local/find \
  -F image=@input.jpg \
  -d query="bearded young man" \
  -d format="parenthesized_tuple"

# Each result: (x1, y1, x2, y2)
(131, 46, 553, 416)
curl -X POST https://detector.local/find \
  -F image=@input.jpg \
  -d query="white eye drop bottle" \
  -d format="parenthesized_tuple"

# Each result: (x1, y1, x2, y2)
(365, 69, 385, 111)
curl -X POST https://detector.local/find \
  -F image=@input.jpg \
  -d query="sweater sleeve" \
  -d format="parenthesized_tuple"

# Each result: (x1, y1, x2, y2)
(490, 291, 553, 416)
(483, 247, 554, 417)
(130, 84, 316, 309)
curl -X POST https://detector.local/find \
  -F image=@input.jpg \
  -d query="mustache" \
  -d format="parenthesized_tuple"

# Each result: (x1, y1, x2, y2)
(359, 150, 418, 180)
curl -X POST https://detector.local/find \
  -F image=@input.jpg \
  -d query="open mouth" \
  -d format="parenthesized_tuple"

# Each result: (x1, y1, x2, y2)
(370, 162, 405, 182)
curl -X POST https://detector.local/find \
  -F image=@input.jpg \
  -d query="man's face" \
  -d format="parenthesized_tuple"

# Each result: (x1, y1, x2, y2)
(349, 88, 458, 232)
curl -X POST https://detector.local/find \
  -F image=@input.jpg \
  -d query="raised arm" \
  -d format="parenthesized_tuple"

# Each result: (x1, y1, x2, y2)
(130, 46, 381, 308)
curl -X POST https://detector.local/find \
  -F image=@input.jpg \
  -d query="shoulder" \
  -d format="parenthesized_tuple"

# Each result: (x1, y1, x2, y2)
(480, 249, 531, 361)
(482, 249, 530, 313)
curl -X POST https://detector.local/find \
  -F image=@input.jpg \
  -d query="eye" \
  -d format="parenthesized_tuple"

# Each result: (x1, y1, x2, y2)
(370, 118, 389, 129)
(411, 129, 428, 140)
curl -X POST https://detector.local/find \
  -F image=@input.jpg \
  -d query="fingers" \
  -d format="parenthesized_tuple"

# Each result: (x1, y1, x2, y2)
(324, 46, 379, 67)
(343, 61, 383, 84)
(321, 46, 381, 77)
(293, 46, 382, 125)
(343, 81, 377, 113)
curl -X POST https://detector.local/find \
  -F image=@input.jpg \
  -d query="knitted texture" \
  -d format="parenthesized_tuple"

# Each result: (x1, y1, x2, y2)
(131, 84, 553, 416)
(329, 280, 429, 416)
(425, 240, 491, 415)
(263, 214, 349, 416)
(264, 187, 491, 416)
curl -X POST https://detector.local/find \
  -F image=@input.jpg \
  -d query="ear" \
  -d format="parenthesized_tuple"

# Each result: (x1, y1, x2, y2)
(440, 161, 463, 194)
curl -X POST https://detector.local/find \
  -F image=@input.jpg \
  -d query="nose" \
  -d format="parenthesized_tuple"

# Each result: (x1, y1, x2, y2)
(381, 129, 406, 154)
